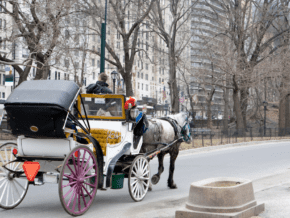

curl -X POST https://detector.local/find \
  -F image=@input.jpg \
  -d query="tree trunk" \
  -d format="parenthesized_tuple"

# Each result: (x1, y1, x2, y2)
(206, 88, 215, 129)
(223, 86, 229, 133)
(233, 76, 245, 135)
(240, 87, 248, 130)
(168, 45, 179, 114)
(279, 95, 286, 136)
(123, 71, 133, 97)
(17, 60, 33, 86)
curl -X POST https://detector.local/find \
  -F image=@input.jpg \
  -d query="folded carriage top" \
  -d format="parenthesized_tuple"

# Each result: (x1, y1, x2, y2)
(5, 80, 80, 110)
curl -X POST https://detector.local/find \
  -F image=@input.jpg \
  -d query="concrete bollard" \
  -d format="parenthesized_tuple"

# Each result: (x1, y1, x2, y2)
(176, 177, 264, 218)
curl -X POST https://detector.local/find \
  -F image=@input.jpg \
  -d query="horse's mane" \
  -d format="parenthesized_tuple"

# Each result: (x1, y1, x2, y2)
(166, 112, 188, 127)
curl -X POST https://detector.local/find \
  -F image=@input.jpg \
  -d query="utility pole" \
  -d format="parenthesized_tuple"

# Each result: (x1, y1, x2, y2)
(100, 0, 108, 74)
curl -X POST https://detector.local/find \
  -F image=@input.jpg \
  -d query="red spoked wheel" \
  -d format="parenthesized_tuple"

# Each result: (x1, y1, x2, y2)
(58, 145, 98, 216)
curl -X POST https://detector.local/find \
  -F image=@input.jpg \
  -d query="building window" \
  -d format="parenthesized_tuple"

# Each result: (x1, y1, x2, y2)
(93, 72, 95, 80)
(146, 84, 148, 91)
(65, 59, 69, 68)
(92, 59, 95, 66)
(55, 71, 57, 80)
(159, 78, 161, 84)
(145, 74, 148, 80)
(2, 74, 4, 85)
(138, 82, 140, 89)
(0, 19, 2, 29)
(152, 76, 154, 81)
(2, 92, 5, 99)
(3, 19, 5, 29)
(142, 83, 143, 90)
(145, 64, 148, 70)
(97, 60, 100, 67)
(0, 73, 1, 84)
(84, 77, 86, 86)
(48, 70, 51, 80)
(33, 68, 35, 77)
(137, 72, 140, 78)
(162, 68, 164, 75)
(58, 72, 60, 80)
(141, 73, 143, 79)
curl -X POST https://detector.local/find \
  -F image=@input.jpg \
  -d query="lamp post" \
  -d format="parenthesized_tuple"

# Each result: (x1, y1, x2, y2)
(111, 71, 118, 94)
(100, 0, 108, 74)
(263, 101, 268, 136)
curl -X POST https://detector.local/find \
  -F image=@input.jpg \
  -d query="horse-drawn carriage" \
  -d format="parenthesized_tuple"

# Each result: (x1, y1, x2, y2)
(0, 80, 191, 216)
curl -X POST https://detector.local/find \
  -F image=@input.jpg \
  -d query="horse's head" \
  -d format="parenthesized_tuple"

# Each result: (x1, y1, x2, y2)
(168, 112, 192, 143)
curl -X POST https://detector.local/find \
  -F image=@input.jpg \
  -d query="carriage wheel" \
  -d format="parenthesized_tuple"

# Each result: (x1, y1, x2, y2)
(0, 142, 29, 209)
(128, 155, 150, 202)
(59, 145, 98, 216)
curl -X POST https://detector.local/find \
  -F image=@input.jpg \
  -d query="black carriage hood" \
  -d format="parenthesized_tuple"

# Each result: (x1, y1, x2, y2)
(5, 80, 80, 110)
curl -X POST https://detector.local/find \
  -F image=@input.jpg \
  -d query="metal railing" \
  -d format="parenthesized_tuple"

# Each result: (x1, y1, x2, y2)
(190, 128, 290, 147)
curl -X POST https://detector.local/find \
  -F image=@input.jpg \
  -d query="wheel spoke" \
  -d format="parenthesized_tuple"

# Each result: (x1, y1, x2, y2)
(0, 178, 7, 189)
(82, 164, 94, 176)
(62, 181, 77, 188)
(66, 164, 77, 178)
(63, 173, 76, 180)
(72, 188, 78, 212)
(77, 150, 81, 177)
(14, 179, 26, 191)
(0, 180, 8, 202)
(83, 174, 97, 181)
(71, 155, 78, 175)
(4, 148, 8, 164)
(67, 188, 76, 208)
(82, 184, 92, 198)
(83, 181, 96, 188)
(63, 184, 76, 199)
(0, 154, 5, 166)
(11, 181, 21, 199)
(82, 155, 92, 175)
(80, 150, 87, 173)
(139, 177, 149, 180)
(78, 188, 81, 212)
(10, 181, 15, 206)
(130, 178, 138, 186)
(131, 170, 138, 177)
(142, 181, 149, 187)
(80, 187, 87, 207)
(13, 162, 21, 171)
(6, 181, 10, 205)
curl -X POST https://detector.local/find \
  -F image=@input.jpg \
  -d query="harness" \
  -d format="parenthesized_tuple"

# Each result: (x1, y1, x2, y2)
(159, 117, 181, 139)
(159, 116, 191, 142)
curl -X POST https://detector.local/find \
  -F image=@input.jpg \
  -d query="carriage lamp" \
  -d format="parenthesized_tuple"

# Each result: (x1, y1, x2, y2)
(130, 108, 139, 119)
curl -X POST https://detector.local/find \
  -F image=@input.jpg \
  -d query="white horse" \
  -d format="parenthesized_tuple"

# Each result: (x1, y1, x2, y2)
(141, 112, 191, 189)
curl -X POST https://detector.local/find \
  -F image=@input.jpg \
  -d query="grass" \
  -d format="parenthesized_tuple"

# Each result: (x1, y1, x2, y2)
(180, 136, 290, 150)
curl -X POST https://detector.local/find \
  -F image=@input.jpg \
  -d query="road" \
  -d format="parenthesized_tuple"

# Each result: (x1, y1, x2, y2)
(1, 141, 290, 218)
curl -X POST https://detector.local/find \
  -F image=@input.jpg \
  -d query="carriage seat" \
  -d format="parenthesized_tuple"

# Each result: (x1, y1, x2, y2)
(78, 128, 121, 155)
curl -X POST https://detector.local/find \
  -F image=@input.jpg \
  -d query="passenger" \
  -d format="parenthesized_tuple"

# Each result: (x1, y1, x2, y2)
(86, 72, 113, 94)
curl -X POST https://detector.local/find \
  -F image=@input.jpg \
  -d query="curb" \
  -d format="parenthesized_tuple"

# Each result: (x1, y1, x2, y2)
(179, 139, 290, 156)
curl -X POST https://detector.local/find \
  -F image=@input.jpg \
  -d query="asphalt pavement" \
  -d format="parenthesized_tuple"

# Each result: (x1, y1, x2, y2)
(1, 139, 290, 218)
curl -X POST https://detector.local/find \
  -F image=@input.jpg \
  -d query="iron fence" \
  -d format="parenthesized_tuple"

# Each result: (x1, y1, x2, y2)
(190, 128, 290, 147)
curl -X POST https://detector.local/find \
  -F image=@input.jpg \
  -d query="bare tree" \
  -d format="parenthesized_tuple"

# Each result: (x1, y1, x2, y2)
(148, 0, 196, 114)
(0, 0, 74, 85)
(80, 0, 155, 96)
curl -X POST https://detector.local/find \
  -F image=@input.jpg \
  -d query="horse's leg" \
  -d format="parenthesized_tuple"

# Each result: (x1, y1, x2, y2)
(151, 152, 165, 185)
(168, 145, 179, 189)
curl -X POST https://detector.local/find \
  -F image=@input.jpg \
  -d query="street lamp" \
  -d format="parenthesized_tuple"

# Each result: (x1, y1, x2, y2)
(111, 71, 118, 94)
(263, 101, 268, 136)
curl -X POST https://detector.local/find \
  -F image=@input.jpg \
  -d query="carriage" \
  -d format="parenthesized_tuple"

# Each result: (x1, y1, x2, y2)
(0, 80, 184, 216)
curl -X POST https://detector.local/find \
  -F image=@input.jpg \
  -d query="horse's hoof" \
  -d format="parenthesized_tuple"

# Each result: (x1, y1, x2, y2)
(148, 185, 152, 191)
(168, 183, 177, 189)
(151, 175, 160, 185)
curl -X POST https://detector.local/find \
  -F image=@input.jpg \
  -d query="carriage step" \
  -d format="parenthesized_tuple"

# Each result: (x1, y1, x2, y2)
(100, 188, 107, 191)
